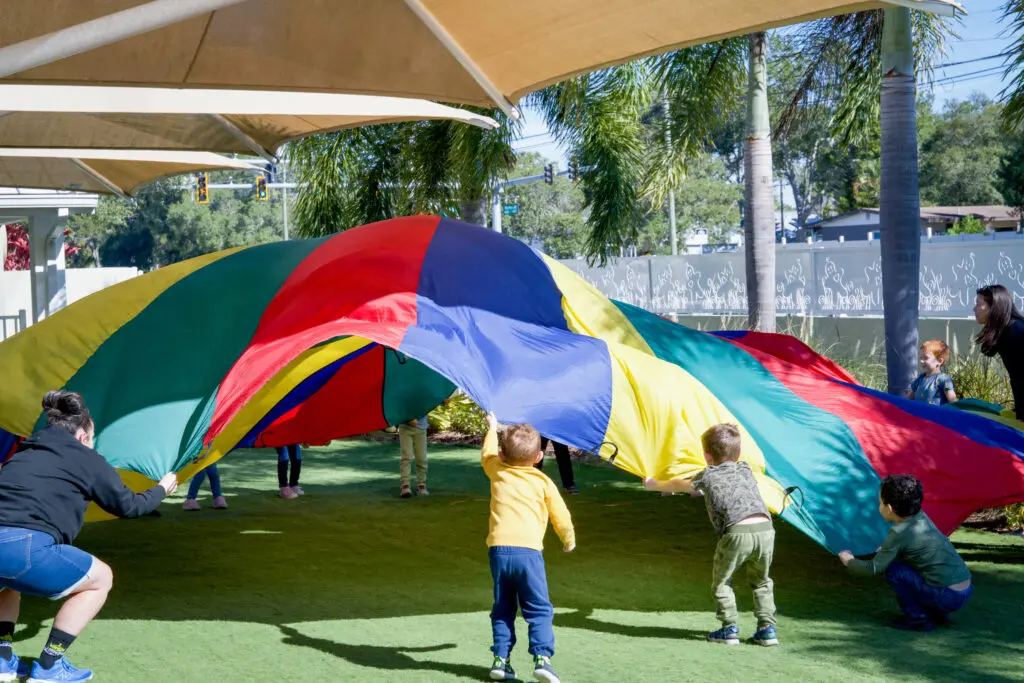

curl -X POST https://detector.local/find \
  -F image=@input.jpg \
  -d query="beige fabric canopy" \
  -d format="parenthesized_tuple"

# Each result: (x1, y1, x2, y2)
(0, 0, 962, 118)
(0, 85, 499, 159)
(0, 149, 259, 197)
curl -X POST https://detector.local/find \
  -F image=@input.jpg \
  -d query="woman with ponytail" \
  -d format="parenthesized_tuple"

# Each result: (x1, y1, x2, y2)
(974, 285, 1024, 418)
(0, 391, 177, 682)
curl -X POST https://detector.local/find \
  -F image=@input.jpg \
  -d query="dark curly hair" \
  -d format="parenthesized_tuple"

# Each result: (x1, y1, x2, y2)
(42, 390, 93, 436)
(880, 474, 923, 518)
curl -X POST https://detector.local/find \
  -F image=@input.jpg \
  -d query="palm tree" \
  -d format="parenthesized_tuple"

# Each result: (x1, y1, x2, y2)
(781, 9, 952, 394)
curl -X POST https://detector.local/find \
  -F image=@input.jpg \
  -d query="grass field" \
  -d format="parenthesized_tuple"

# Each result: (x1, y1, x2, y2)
(13, 439, 1024, 682)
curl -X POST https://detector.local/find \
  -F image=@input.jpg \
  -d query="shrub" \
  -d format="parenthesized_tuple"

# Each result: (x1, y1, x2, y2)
(429, 391, 487, 435)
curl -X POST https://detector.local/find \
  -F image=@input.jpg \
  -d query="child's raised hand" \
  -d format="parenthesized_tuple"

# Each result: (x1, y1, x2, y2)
(563, 542, 575, 553)
(643, 477, 660, 491)
(837, 550, 854, 565)
(485, 412, 498, 431)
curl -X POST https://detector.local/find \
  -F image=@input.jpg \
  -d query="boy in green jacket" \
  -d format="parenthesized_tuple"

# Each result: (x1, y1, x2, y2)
(839, 474, 972, 631)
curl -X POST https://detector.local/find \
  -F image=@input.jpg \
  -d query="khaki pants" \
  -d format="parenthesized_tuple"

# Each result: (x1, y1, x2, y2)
(711, 521, 776, 627)
(398, 424, 428, 488)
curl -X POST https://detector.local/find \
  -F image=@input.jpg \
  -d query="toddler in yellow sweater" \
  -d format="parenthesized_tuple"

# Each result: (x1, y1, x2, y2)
(483, 413, 574, 683)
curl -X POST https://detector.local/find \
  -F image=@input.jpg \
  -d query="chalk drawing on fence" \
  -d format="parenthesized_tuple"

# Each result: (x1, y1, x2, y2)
(560, 239, 1024, 318)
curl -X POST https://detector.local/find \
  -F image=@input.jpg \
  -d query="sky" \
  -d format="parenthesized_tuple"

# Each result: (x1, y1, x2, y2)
(510, 0, 1015, 173)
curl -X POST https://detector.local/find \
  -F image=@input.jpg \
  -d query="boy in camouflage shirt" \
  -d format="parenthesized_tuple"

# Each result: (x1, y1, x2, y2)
(644, 424, 778, 646)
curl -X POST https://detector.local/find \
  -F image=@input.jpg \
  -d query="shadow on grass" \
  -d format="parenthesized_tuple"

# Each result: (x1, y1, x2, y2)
(278, 626, 479, 681)
(554, 608, 707, 642)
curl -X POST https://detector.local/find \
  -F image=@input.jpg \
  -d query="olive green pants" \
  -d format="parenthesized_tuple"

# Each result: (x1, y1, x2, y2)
(711, 521, 776, 627)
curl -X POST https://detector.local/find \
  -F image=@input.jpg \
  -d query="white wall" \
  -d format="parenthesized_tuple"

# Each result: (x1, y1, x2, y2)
(0, 267, 139, 319)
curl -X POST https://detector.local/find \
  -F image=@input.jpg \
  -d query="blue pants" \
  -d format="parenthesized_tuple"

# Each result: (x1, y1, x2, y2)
(276, 445, 302, 488)
(186, 464, 223, 499)
(885, 561, 972, 621)
(489, 546, 555, 658)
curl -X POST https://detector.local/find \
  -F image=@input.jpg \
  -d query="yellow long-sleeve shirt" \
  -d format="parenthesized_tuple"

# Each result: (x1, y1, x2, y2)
(482, 428, 576, 551)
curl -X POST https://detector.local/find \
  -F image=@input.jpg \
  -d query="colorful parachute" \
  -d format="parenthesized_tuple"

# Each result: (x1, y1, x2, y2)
(1, 216, 1022, 552)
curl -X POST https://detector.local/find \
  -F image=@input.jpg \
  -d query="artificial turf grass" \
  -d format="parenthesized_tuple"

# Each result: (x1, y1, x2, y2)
(9, 439, 1024, 682)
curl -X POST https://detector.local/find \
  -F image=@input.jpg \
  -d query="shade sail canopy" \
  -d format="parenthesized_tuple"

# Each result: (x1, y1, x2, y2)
(0, 0, 962, 117)
(0, 148, 259, 197)
(0, 85, 499, 159)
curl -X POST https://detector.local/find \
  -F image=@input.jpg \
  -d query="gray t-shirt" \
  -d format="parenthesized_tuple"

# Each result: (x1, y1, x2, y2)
(692, 461, 770, 536)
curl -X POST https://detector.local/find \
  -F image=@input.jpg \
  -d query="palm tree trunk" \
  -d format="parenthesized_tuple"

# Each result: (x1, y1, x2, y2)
(743, 32, 776, 332)
(459, 196, 487, 226)
(879, 7, 920, 396)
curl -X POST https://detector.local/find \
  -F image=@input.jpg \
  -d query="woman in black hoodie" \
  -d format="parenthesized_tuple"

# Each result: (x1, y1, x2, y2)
(974, 284, 1024, 419)
(0, 391, 177, 683)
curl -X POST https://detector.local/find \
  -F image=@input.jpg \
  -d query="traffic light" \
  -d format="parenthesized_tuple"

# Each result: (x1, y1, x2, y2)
(568, 157, 580, 183)
(543, 163, 554, 185)
(195, 173, 209, 204)
(256, 174, 268, 201)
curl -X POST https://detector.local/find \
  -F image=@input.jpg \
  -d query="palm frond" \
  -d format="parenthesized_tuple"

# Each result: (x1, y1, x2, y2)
(644, 39, 747, 207)
(781, 10, 956, 146)
(1001, 0, 1024, 132)
(291, 132, 355, 238)
(528, 62, 654, 264)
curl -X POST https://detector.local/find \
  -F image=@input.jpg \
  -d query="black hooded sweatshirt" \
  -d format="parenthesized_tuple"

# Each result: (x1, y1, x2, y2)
(0, 425, 166, 544)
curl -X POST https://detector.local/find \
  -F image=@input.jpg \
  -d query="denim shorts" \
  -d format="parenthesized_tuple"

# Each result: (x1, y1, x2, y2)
(0, 527, 95, 600)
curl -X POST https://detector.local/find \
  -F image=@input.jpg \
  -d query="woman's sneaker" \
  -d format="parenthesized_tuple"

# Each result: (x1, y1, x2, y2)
(27, 657, 93, 682)
(417, 485, 430, 497)
(532, 655, 560, 682)
(212, 496, 228, 509)
(399, 485, 412, 499)
(279, 487, 297, 499)
(0, 652, 21, 682)
(291, 486, 305, 496)
(708, 624, 740, 645)
(182, 499, 200, 511)
(752, 624, 779, 646)
(489, 656, 516, 680)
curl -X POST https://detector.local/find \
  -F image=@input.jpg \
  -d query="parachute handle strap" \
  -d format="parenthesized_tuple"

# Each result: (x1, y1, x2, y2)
(586, 441, 618, 463)
(782, 485, 804, 511)
(390, 349, 409, 365)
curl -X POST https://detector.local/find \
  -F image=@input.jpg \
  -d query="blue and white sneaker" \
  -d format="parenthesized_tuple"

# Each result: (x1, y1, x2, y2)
(532, 655, 560, 683)
(27, 658, 93, 682)
(708, 624, 740, 645)
(0, 653, 20, 682)
(489, 655, 516, 680)
(752, 624, 779, 646)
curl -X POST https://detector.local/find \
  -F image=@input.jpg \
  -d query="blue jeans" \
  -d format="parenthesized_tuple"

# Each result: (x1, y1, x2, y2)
(186, 464, 223, 499)
(489, 546, 555, 658)
(0, 527, 94, 599)
(885, 561, 973, 621)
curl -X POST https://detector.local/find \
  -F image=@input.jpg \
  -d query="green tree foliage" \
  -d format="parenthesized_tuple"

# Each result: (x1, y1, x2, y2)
(66, 170, 289, 270)
(500, 152, 588, 259)
(919, 95, 1008, 207)
(948, 215, 986, 235)
(997, 137, 1024, 218)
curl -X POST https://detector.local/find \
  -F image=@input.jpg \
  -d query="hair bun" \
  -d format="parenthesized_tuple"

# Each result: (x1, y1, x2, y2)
(42, 390, 86, 417)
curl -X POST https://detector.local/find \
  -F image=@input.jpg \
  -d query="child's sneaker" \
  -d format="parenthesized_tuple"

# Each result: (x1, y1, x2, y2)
(211, 496, 228, 509)
(564, 485, 580, 495)
(489, 656, 516, 680)
(707, 624, 740, 645)
(182, 499, 200, 511)
(279, 487, 297, 499)
(752, 624, 779, 646)
(399, 485, 412, 499)
(291, 486, 305, 496)
(27, 657, 93, 682)
(417, 485, 430, 497)
(532, 655, 559, 683)
(0, 652, 21, 682)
